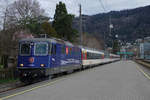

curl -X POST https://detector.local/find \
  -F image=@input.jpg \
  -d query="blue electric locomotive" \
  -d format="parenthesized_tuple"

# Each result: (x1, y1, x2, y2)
(17, 38, 82, 82)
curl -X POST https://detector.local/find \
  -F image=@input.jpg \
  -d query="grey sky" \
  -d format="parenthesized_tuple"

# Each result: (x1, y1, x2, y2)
(0, 0, 150, 17)
(38, 0, 150, 17)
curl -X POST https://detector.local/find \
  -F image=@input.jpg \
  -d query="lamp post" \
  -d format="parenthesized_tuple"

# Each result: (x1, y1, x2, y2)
(109, 24, 113, 49)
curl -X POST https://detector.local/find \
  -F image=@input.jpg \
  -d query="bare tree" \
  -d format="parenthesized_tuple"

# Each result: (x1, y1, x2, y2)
(0, 0, 10, 30)
(83, 33, 104, 50)
(5, 0, 45, 29)
(0, 0, 45, 68)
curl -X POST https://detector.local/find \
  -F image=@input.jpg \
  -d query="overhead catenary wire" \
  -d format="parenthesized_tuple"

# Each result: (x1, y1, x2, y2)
(104, 0, 110, 12)
(97, 0, 113, 49)
(98, 0, 107, 12)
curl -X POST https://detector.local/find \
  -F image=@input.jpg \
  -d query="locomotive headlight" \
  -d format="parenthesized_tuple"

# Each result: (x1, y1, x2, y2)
(40, 64, 45, 67)
(20, 64, 24, 67)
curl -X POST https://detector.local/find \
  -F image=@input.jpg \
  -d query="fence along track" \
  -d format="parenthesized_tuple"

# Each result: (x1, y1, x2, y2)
(0, 81, 23, 93)
(0, 69, 14, 80)
(0, 68, 21, 93)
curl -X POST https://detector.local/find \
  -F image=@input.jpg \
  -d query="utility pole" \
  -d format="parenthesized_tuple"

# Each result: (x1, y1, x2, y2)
(109, 14, 113, 50)
(104, 32, 106, 50)
(3, 8, 8, 31)
(79, 4, 83, 46)
(109, 15, 112, 37)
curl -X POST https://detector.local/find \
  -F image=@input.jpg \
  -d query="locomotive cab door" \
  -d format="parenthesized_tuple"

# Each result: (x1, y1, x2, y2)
(50, 43, 62, 74)
(51, 44, 57, 67)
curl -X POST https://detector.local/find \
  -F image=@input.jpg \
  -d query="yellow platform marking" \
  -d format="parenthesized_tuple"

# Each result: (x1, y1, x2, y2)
(136, 66, 150, 80)
(0, 78, 65, 100)
(0, 68, 91, 100)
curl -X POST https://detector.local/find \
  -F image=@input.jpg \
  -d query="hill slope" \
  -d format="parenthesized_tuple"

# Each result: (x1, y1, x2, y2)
(73, 5, 150, 45)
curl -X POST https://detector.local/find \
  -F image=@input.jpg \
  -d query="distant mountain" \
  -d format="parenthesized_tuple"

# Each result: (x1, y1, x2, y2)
(73, 5, 150, 45)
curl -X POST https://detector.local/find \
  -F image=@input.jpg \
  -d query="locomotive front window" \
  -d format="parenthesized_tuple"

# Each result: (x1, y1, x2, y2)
(35, 43, 48, 55)
(20, 43, 30, 55)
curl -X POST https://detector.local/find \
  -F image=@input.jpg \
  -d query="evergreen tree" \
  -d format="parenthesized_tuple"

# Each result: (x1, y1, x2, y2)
(26, 18, 41, 34)
(41, 22, 58, 37)
(26, 16, 58, 37)
(53, 2, 78, 42)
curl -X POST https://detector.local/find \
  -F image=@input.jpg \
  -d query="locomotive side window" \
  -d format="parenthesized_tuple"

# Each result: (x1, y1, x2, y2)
(87, 52, 91, 59)
(20, 43, 30, 55)
(49, 43, 52, 55)
(51, 44, 56, 55)
(35, 43, 48, 55)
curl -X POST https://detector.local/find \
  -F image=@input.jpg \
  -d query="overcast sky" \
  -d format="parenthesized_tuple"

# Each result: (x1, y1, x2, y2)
(37, 0, 150, 17)
(0, 0, 150, 18)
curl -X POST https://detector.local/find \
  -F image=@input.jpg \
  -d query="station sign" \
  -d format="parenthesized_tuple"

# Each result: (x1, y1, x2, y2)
(117, 52, 133, 55)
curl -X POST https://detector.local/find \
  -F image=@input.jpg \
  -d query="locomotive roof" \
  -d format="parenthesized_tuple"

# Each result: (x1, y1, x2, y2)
(19, 38, 74, 46)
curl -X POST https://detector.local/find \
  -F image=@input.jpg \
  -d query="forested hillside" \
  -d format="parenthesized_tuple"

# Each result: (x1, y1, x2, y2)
(74, 5, 150, 44)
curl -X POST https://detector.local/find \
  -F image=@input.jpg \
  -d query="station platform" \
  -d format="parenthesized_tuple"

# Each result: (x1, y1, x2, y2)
(1, 61, 150, 100)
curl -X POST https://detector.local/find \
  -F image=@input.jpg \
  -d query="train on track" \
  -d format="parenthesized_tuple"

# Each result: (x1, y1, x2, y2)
(17, 38, 120, 83)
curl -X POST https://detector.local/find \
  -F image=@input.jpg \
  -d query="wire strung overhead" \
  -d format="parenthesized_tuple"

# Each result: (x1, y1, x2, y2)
(98, 0, 107, 12)
(72, 0, 89, 15)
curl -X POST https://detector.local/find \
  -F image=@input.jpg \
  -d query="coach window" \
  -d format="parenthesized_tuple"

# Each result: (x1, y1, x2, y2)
(97, 54, 100, 59)
(95, 54, 98, 59)
(98, 54, 100, 59)
(100, 54, 102, 59)
(95, 54, 97, 59)
(93, 53, 95, 59)
(92, 53, 95, 59)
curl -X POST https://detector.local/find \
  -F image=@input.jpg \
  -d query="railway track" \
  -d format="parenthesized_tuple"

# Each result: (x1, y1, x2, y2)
(0, 70, 76, 94)
(0, 81, 24, 93)
(135, 59, 150, 68)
